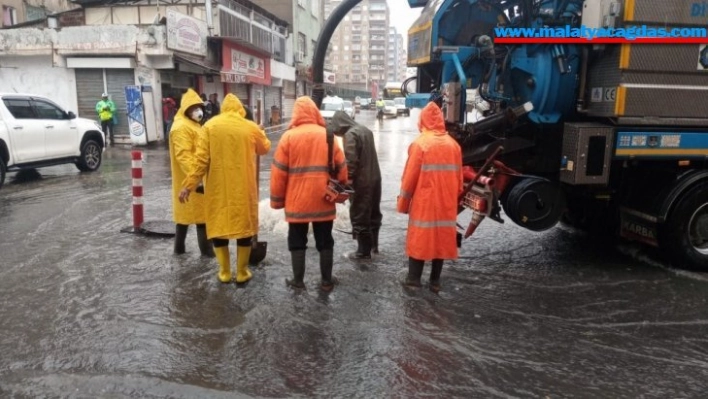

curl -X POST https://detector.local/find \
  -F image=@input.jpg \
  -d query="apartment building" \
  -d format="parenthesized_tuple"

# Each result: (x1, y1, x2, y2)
(387, 26, 407, 83)
(250, 0, 323, 111)
(1, 0, 75, 27)
(324, 0, 389, 91)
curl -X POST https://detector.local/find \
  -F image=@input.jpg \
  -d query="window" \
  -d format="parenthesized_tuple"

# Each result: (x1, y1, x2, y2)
(298, 33, 307, 56)
(25, 5, 46, 22)
(33, 100, 66, 120)
(3, 6, 17, 27)
(3, 99, 35, 119)
(297, 0, 306, 8)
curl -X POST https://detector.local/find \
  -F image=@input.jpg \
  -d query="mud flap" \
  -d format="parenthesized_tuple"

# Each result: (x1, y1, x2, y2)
(619, 207, 659, 247)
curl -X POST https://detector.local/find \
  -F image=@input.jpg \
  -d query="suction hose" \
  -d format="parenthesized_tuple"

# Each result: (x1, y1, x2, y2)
(312, 0, 365, 108)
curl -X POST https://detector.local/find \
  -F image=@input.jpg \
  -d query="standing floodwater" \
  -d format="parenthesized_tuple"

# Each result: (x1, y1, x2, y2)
(1, 110, 708, 397)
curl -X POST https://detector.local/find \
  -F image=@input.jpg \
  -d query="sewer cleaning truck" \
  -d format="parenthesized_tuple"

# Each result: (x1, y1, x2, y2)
(311, 0, 708, 271)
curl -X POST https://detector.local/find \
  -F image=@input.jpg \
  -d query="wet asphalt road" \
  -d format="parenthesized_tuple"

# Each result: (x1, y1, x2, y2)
(2, 110, 708, 398)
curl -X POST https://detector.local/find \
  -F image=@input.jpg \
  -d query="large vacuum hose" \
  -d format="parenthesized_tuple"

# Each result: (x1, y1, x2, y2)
(311, 0, 365, 108)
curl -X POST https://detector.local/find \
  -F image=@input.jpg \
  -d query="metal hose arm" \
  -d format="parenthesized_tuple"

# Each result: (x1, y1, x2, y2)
(312, 0, 365, 108)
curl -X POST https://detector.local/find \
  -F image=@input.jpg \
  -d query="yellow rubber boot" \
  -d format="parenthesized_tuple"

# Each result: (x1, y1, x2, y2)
(235, 245, 253, 283)
(214, 246, 231, 283)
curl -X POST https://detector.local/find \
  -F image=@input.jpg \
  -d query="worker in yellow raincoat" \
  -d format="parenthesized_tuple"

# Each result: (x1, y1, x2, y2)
(179, 94, 271, 284)
(169, 88, 213, 257)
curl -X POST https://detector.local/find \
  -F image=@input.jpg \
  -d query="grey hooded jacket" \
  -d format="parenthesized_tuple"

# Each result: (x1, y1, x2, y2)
(327, 111, 381, 188)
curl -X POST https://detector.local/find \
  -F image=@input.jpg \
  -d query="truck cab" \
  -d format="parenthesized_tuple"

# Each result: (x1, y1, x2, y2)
(0, 93, 106, 189)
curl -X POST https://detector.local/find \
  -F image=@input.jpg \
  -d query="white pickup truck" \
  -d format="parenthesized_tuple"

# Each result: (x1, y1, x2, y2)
(0, 93, 106, 189)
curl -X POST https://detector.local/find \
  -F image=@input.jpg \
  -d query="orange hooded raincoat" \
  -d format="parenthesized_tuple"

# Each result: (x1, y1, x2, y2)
(270, 96, 348, 223)
(397, 102, 463, 261)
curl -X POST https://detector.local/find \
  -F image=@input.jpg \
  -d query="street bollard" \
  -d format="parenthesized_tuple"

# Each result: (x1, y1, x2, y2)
(131, 151, 144, 231)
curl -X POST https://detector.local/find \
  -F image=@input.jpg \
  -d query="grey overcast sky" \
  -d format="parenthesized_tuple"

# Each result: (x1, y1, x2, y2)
(388, 0, 422, 46)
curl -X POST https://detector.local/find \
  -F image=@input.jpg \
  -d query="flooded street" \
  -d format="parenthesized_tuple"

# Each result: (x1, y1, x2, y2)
(2, 110, 708, 398)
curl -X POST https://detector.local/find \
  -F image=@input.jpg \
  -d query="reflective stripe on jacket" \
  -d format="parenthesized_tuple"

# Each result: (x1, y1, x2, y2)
(270, 96, 348, 223)
(397, 102, 463, 261)
(96, 100, 115, 122)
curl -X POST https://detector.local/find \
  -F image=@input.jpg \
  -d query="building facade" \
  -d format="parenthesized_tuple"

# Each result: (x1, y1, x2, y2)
(324, 0, 389, 92)
(0, 0, 293, 144)
(250, 0, 324, 119)
(1, 0, 75, 27)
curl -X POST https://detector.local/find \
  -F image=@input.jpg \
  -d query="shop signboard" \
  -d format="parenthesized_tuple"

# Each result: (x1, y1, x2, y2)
(166, 9, 208, 57)
(125, 85, 147, 145)
(220, 41, 271, 85)
(230, 49, 265, 80)
(324, 70, 336, 84)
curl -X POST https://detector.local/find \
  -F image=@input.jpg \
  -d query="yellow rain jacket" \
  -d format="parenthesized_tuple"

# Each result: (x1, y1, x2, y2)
(169, 89, 207, 225)
(183, 94, 272, 240)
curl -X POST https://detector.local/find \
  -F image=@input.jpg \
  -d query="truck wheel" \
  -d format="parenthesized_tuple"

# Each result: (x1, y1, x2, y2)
(0, 158, 5, 190)
(75, 140, 102, 172)
(661, 182, 708, 271)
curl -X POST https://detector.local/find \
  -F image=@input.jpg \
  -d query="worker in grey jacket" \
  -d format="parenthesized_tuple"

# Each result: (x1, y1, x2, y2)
(328, 110, 383, 259)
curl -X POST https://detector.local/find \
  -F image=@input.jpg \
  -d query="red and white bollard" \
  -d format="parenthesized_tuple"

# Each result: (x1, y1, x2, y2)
(131, 151, 144, 231)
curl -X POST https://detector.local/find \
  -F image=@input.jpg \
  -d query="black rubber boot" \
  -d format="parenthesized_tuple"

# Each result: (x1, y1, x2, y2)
(196, 224, 215, 258)
(286, 250, 306, 289)
(320, 249, 338, 292)
(372, 228, 380, 254)
(430, 259, 443, 293)
(174, 224, 188, 254)
(405, 257, 424, 288)
(348, 234, 372, 260)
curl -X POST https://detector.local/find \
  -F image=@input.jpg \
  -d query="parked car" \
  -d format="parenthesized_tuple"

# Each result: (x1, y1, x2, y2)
(394, 97, 410, 116)
(0, 93, 106, 189)
(342, 100, 356, 120)
(383, 100, 398, 118)
(319, 95, 345, 123)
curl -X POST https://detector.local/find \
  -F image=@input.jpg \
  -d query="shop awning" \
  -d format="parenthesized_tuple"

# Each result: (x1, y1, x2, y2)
(173, 53, 221, 74)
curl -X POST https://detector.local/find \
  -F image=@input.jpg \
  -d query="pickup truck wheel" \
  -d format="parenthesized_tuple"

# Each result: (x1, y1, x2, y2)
(0, 158, 5, 190)
(660, 182, 708, 271)
(76, 140, 102, 172)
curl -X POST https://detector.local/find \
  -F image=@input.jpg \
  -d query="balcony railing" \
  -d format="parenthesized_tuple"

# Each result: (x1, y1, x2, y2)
(217, 0, 287, 62)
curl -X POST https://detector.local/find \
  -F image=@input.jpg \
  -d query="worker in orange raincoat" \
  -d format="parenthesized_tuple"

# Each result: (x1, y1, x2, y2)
(179, 93, 271, 284)
(270, 96, 348, 292)
(169, 88, 213, 257)
(397, 101, 463, 292)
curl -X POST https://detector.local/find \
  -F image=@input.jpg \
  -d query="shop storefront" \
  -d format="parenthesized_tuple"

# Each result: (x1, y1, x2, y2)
(282, 80, 296, 123)
(68, 57, 137, 143)
(220, 40, 271, 124)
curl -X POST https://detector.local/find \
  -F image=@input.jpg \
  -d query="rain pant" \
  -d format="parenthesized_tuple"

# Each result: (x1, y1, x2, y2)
(396, 102, 463, 261)
(270, 96, 348, 223)
(327, 110, 382, 236)
(170, 88, 207, 225)
(183, 94, 271, 240)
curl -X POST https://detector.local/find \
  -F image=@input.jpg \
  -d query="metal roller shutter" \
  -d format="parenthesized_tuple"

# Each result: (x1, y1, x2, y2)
(227, 83, 249, 104)
(105, 69, 135, 139)
(75, 69, 104, 122)
(282, 80, 296, 123)
(264, 86, 281, 125)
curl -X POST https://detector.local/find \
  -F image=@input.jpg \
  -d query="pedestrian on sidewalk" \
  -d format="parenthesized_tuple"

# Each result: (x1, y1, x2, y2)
(179, 93, 271, 284)
(397, 101, 463, 293)
(270, 96, 348, 292)
(169, 88, 213, 257)
(95, 93, 116, 146)
(327, 110, 382, 259)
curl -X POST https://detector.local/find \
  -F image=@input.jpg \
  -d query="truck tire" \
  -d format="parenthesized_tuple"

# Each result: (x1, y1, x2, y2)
(661, 182, 708, 271)
(75, 139, 102, 172)
(0, 157, 5, 190)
